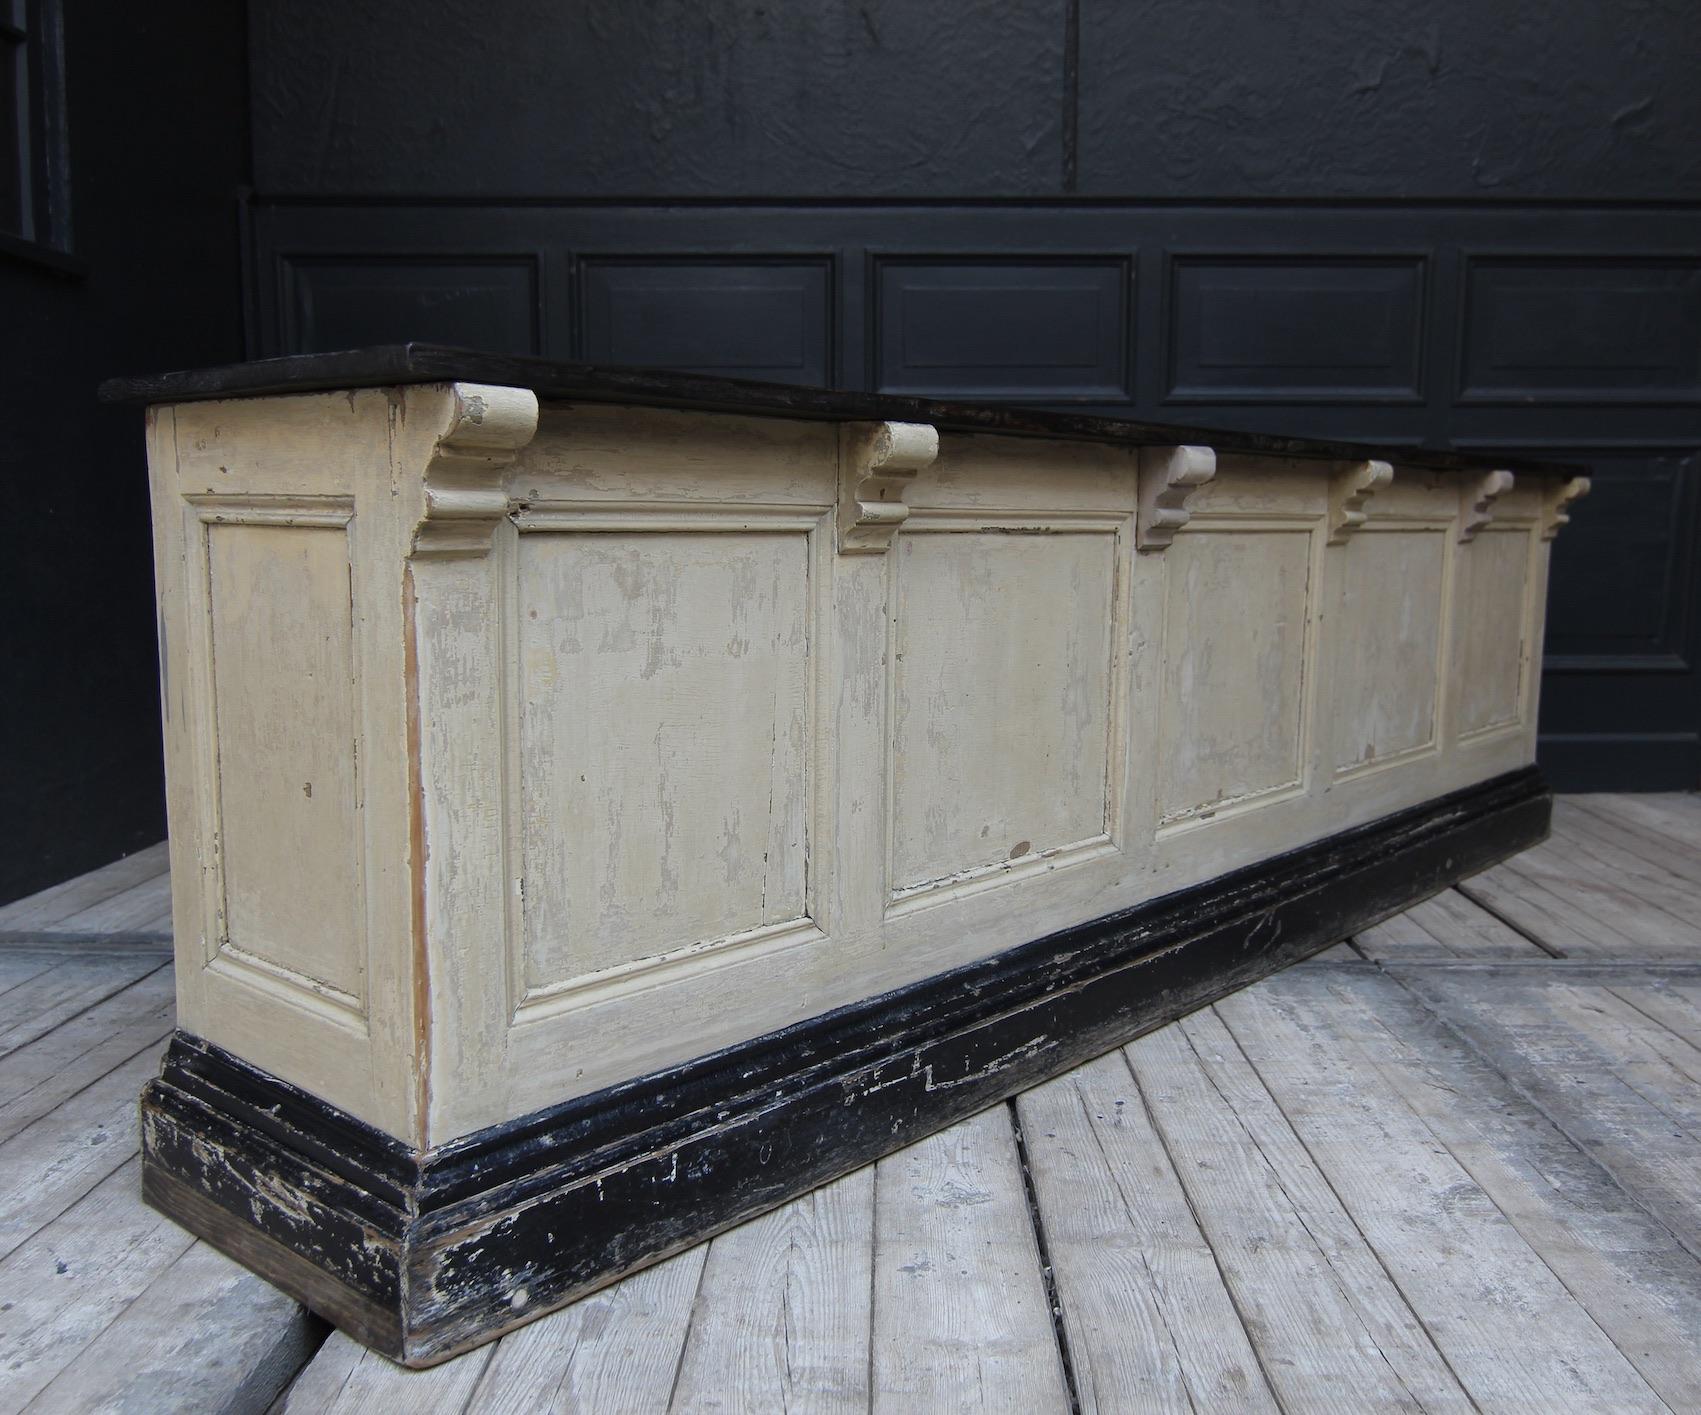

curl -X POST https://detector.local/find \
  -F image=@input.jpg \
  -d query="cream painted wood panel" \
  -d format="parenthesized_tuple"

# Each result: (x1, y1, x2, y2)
(1328, 527, 1448, 775)
(137, 384, 1569, 1145)
(1454, 527, 1533, 739)
(1157, 525, 1313, 825)
(889, 526, 1119, 897)
(516, 526, 813, 987)
(204, 520, 364, 1008)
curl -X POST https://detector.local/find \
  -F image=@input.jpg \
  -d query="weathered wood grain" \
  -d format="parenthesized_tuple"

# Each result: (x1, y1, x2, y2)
(0, 951, 68, 996)
(280, 1331, 495, 1413)
(0, 1041, 165, 1262)
(1459, 862, 1601, 957)
(0, 842, 169, 932)
(0, 953, 164, 1059)
(25, 1239, 321, 1415)
(869, 1106, 1069, 1412)
(469, 1249, 707, 1414)
(1127, 1017, 1470, 1410)
(1321, 965, 1701, 1409)
(0, 1160, 192, 1414)
(1222, 974, 1670, 1410)
(670, 1170, 874, 1412)
(1577, 793, 1701, 855)
(1356, 888, 1547, 961)
(1551, 805, 1701, 917)
(1398, 966, 1701, 1260)
(0, 964, 174, 1143)
(1506, 836, 1701, 957)
(1016, 1054, 1277, 1413)
(45, 870, 174, 936)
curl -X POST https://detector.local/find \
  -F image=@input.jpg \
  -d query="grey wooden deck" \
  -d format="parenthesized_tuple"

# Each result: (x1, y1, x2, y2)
(2, 795, 1701, 1412)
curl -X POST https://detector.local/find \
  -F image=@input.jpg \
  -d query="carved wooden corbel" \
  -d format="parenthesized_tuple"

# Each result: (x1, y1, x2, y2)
(1459, 469, 1515, 542)
(1136, 445, 1217, 551)
(1327, 459, 1394, 545)
(411, 383, 541, 559)
(836, 421, 939, 554)
(1541, 476, 1591, 540)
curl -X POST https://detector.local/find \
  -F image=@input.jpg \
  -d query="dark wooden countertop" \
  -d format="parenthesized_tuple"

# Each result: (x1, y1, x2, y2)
(100, 343, 1582, 479)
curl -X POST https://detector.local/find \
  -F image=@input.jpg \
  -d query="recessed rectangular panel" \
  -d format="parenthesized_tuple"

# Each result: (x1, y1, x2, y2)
(1454, 529, 1530, 736)
(518, 530, 811, 984)
(1158, 529, 1312, 821)
(284, 257, 540, 355)
(579, 260, 833, 384)
(1330, 530, 1447, 773)
(890, 531, 1117, 893)
(1545, 450, 1698, 664)
(206, 523, 363, 1003)
(875, 260, 1130, 400)
(1167, 257, 1424, 401)
(1461, 260, 1701, 402)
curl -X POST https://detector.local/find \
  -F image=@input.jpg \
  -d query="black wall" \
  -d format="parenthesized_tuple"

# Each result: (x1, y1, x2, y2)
(250, 0, 1700, 202)
(6, 0, 1698, 903)
(244, 0, 1701, 792)
(0, 3, 249, 904)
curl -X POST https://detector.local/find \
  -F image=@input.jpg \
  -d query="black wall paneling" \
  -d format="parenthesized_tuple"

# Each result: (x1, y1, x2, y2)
(283, 255, 545, 356)
(578, 258, 834, 385)
(1164, 255, 1426, 404)
(872, 256, 1130, 400)
(1478, 443, 1701, 792)
(1460, 257, 1701, 405)
(242, 199, 1701, 790)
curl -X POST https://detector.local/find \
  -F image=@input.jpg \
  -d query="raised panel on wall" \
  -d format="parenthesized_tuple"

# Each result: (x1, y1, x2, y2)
(1453, 528, 1534, 739)
(1545, 450, 1699, 670)
(888, 523, 1121, 901)
(1165, 256, 1425, 403)
(578, 258, 833, 385)
(873, 258, 1131, 401)
(1157, 524, 1314, 826)
(281, 256, 542, 355)
(1460, 258, 1701, 404)
(514, 520, 816, 998)
(199, 509, 365, 1012)
(1329, 527, 1449, 776)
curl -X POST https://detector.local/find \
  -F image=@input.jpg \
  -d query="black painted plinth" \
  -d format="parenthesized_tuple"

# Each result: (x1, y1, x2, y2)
(140, 768, 1551, 1366)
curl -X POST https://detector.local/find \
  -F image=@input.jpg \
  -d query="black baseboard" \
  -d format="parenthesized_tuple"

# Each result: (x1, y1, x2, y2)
(140, 767, 1551, 1366)
(1537, 732, 1700, 793)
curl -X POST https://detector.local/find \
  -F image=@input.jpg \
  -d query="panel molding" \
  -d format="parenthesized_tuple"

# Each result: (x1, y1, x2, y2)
(1155, 511, 1323, 833)
(1328, 513, 1457, 784)
(883, 508, 1129, 913)
(575, 253, 836, 385)
(504, 502, 830, 1019)
(279, 251, 545, 357)
(869, 253, 1133, 401)
(182, 494, 369, 1028)
(1162, 250, 1428, 405)
(1458, 252, 1701, 406)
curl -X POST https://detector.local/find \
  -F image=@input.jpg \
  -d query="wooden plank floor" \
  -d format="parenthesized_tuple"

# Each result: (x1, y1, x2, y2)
(1, 793, 1700, 1412)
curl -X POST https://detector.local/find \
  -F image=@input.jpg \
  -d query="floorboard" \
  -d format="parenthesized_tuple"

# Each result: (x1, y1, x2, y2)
(0, 843, 169, 933)
(1396, 964, 1701, 1264)
(4, 800, 1701, 1413)
(1016, 1053, 1277, 1413)
(868, 1106, 1071, 1413)
(1223, 972, 1671, 1411)
(668, 1168, 875, 1412)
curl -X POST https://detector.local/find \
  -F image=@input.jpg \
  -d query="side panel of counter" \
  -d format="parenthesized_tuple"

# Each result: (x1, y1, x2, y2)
(147, 390, 425, 1143)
